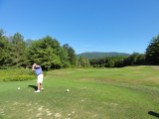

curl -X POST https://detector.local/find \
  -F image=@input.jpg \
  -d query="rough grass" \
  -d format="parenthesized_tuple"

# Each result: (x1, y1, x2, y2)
(0, 68, 35, 81)
(0, 66, 159, 119)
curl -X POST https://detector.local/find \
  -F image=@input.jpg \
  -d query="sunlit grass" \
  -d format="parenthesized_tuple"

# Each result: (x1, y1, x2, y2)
(0, 66, 159, 119)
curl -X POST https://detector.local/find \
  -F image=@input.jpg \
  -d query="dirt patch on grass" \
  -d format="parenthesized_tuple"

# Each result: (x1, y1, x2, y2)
(2, 101, 80, 119)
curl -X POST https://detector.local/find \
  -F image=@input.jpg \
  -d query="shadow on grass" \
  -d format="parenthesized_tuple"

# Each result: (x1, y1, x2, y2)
(148, 111, 159, 118)
(28, 85, 37, 91)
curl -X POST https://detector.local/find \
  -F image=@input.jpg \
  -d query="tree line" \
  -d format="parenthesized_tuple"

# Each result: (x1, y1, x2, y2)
(90, 53, 145, 68)
(0, 29, 90, 70)
(90, 35, 159, 68)
(0, 28, 159, 69)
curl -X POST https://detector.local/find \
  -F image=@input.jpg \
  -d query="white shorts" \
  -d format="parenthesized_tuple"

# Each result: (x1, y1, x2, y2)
(37, 74, 44, 84)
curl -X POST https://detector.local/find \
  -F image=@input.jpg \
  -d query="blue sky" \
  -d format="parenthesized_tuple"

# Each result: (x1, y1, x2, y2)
(0, 0, 159, 54)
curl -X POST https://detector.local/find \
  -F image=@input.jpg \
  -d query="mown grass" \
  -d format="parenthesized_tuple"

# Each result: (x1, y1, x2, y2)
(0, 66, 159, 119)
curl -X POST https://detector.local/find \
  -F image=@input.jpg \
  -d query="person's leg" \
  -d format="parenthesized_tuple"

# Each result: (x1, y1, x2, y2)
(40, 74, 44, 90)
(39, 83, 42, 90)
(38, 83, 41, 90)
(35, 74, 43, 92)
(35, 83, 40, 93)
(35, 76, 41, 93)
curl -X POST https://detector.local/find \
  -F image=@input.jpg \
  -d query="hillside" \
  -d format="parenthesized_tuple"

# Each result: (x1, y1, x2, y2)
(77, 52, 130, 59)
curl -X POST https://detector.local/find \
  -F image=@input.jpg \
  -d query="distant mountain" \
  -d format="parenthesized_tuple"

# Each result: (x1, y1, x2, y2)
(77, 52, 130, 59)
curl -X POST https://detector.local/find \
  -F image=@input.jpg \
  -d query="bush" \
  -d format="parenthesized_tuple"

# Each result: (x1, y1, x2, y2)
(0, 68, 35, 81)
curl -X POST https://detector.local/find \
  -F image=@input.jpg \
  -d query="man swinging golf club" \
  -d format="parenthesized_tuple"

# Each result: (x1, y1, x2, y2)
(32, 63, 44, 93)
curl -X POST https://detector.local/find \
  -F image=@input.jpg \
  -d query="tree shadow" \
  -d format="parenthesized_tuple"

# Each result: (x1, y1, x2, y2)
(148, 111, 159, 118)
(28, 85, 37, 91)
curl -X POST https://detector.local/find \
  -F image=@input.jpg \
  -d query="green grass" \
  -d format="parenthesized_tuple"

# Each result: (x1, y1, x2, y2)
(0, 68, 34, 81)
(0, 66, 159, 119)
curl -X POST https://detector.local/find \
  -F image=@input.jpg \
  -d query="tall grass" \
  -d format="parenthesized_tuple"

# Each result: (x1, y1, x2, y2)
(0, 68, 35, 81)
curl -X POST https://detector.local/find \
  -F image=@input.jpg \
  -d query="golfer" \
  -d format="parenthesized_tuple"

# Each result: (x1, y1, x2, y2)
(32, 63, 44, 93)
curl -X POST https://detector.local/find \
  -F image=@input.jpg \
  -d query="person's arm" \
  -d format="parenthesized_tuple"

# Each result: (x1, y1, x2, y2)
(32, 64, 36, 71)
(36, 65, 40, 68)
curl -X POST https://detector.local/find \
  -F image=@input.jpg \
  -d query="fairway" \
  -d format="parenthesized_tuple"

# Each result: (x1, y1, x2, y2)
(1, 66, 159, 119)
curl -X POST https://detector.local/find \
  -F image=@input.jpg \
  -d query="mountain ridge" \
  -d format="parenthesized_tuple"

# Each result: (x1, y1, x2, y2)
(77, 52, 130, 59)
